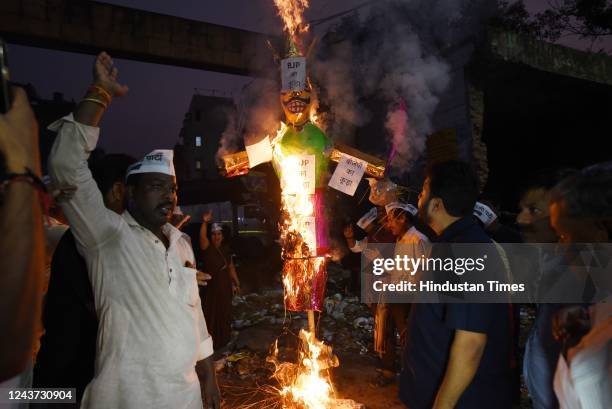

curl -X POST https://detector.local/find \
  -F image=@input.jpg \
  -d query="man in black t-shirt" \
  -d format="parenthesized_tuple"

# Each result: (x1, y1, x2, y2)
(399, 161, 513, 409)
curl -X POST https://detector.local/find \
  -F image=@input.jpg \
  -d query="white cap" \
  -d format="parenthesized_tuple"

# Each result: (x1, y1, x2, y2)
(357, 207, 378, 230)
(473, 202, 497, 227)
(211, 223, 223, 232)
(126, 149, 176, 179)
(385, 202, 418, 216)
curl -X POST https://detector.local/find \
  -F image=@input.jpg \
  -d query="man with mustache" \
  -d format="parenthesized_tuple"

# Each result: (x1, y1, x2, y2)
(48, 52, 219, 409)
(517, 170, 575, 244)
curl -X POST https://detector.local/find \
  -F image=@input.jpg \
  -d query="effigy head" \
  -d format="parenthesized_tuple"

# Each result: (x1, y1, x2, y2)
(280, 38, 312, 128)
(280, 84, 312, 127)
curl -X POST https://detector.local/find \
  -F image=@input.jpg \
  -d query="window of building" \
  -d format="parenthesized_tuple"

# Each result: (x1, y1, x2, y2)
(195, 160, 201, 170)
(195, 136, 202, 147)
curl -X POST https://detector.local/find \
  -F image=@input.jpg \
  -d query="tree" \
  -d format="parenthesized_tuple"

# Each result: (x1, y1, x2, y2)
(496, 0, 612, 50)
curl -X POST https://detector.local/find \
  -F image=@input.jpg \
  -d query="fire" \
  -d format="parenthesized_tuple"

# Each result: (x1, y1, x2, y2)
(267, 122, 338, 408)
(268, 329, 339, 409)
(273, 0, 310, 41)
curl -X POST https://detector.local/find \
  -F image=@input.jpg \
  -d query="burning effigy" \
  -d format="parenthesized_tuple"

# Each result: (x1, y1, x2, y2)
(220, 1, 384, 407)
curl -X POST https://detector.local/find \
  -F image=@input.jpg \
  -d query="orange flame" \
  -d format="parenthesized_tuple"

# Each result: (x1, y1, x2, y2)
(268, 120, 339, 407)
(273, 0, 310, 43)
(268, 329, 339, 409)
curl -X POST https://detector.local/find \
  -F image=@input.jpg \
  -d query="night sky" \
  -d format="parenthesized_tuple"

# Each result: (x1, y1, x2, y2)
(8, 0, 608, 159)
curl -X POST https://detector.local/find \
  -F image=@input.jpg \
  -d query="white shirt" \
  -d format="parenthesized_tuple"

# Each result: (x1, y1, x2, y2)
(554, 313, 611, 409)
(390, 226, 430, 286)
(48, 115, 213, 409)
(398, 226, 429, 247)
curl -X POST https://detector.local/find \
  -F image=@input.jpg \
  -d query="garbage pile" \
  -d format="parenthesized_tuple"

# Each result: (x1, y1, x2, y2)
(213, 264, 375, 407)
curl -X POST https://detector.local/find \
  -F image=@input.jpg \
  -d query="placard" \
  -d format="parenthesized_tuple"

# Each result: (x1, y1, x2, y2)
(246, 136, 273, 168)
(281, 57, 306, 92)
(281, 154, 316, 195)
(328, 153, 367, 196)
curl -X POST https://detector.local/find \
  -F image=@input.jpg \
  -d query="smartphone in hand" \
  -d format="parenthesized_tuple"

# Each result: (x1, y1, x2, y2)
(0, 38, 12, 114)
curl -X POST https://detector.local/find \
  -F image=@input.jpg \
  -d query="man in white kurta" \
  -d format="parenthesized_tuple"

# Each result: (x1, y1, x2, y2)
(47, 52, 219, 409)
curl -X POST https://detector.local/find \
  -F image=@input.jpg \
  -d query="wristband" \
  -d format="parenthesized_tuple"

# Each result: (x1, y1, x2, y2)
(0, 167, 47, 194)
(0, 168, 51, 223)
(81, 97, 108, 109)
(81, 84, 112, 109)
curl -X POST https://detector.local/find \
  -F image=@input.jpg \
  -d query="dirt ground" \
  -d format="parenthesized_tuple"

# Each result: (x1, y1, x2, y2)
(198, 263, 535, 409)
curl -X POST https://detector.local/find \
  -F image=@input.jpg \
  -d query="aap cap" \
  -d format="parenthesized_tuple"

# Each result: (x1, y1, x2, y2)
(473, 202, 497, 227)
(385, 202, 418, 216)
(126, 149, 176, 179)
(357, 207, 378, 230)
(211, 223, 223, 233)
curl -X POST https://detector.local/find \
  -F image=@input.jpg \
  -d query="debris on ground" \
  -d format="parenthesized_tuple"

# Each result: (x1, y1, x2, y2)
(203, 262, 537, 408)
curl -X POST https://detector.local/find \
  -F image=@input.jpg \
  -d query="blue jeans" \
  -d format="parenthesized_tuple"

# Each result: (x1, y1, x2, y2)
(524, 323, 560, 409)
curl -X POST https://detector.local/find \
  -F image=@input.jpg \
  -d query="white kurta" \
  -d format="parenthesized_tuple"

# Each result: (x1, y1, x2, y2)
(48, 115, 213, 409)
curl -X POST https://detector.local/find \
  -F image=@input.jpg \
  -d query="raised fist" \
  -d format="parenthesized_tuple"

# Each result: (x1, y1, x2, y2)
(202, 210, 213, 223)
(93, 52, 129, 97)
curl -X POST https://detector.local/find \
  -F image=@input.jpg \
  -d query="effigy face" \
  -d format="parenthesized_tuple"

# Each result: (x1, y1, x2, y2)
(280, 88, 312, 127)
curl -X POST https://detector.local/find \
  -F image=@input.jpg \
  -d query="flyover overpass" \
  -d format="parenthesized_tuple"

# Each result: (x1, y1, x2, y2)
(0, 0, 280, 76)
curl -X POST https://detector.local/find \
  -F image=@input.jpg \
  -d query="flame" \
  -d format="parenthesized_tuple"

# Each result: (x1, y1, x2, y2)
(268, 329, 339, 409)
(273, 0, 310, 44)
(272, 123, 316, 258)
(267, 119, 338, 407)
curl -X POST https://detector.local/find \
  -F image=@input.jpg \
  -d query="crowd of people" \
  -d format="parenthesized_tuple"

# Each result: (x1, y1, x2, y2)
(342, 163, 611, 409)
(0, 51, 610, 409)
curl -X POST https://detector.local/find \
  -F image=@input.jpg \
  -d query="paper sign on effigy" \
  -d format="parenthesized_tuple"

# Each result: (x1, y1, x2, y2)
(281, 154, 316, 195)
(328, 153, 367, 196)
(303, 216, 317, 254)
(246, 136, 273, 168)
(281, 57, 307, 92)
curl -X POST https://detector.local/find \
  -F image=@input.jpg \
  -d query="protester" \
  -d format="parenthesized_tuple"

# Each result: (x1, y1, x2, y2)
(473, 199, 522, 243)
(399, 160, 512, 409)
(549, 163, 611, 245)
(343, 207, 383, 294)
(372, 201, 429, 386)
(0, 87, 45, 386)
(517, 169, 575, 243)
(343, 204, 398, 382)
(47, 52, 219, 409)
(519, 168, 577, 409)
(548, 162, 611, 409)
(33, 153, 136, 405)
(472, 199, 524, 406)
(199, 211, 240, 351)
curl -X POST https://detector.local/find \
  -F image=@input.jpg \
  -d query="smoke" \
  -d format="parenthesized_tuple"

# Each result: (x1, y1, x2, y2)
(216, 78, 280, 164)
(216, 109, 240, 160)
(310, 0, 496, 175)
(375, 23, 451, 173)
(216, 0, 498, 173)
(311, 39, 370, 143)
